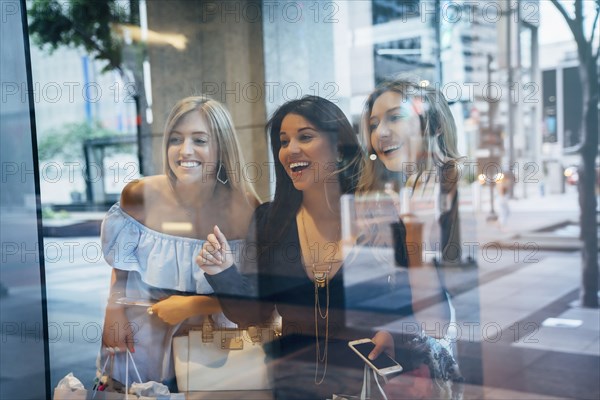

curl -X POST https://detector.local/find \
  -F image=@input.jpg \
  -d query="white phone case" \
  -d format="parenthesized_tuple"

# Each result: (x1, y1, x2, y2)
(348, 338, 403, 376)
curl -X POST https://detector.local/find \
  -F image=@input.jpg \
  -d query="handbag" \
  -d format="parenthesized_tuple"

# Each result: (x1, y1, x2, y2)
(172, 316, 273, 392)
(54, 350, 184, 400)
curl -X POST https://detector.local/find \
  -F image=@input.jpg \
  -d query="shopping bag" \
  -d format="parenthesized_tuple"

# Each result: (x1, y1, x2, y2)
(86, 349, 185, 400)
(53, 372, 88, 400)
(53, 387, 88, 400)
(173, 317, 273, 392)
(53, 386, 160, 400)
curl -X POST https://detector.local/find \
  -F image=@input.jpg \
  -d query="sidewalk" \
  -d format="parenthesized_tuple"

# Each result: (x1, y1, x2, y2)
(473, 189, 581, 245)
(454, 190, 598, 398)
(15, 191, 599, 399)
(42, 211, 107, 237)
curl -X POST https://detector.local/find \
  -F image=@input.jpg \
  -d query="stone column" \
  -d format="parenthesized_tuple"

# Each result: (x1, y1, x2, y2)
(146, 0, 270, 199)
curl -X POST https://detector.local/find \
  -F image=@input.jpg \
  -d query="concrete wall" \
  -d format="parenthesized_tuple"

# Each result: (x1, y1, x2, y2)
(146, 0, 270, 199)
(144, 1, 369, 199)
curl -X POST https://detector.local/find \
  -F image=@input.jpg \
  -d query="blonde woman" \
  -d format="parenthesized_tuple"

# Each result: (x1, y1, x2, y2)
(100, 96, 259, 391)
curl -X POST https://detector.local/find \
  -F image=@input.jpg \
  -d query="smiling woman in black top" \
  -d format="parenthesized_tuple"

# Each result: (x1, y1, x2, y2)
(197, 96, 431, 399)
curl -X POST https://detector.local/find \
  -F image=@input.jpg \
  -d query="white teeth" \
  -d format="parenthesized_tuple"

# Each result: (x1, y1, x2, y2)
(382, 144, 401, 153)
(290, 162, 309, 169)
(180, 161, 200, 168)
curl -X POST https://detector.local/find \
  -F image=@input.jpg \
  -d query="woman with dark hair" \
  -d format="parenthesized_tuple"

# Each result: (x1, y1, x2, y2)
(196, 96, 416, 398)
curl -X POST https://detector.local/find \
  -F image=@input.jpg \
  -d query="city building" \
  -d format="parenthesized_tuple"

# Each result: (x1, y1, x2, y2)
(1, 1, 597, 399)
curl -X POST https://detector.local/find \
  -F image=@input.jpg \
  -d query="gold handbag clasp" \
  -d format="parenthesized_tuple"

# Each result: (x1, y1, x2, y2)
(246, 325, 262, 343)
(201, 316, 214, 343)
(203, 316, 245, 349)
(221, 331, 244, 350)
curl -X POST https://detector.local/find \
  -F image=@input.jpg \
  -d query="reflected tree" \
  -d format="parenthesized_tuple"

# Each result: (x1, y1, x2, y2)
(37, 122, 126, 162)
(550, 0, 599, 308)
(28, 0, 152, 175)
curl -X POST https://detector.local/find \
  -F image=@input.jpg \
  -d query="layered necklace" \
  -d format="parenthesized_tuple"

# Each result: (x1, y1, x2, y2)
(300, 208, 341, 385)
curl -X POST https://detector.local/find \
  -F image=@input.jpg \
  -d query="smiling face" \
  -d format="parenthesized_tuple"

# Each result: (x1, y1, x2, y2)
(167, 111, 218, 185)
(369, 91, 424, 172)
(278, 113, 338, 192)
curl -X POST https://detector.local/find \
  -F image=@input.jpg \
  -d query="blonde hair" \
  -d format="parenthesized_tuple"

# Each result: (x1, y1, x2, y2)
(162, 96, 259, 203)
(357, 80, 462, 193)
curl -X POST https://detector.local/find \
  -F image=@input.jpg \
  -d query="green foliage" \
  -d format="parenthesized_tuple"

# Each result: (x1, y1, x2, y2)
(37, 122, 128, 161)
(41, 206, 70, 220)
(463, 165, 477, 184)
(28, 0, 136, 73)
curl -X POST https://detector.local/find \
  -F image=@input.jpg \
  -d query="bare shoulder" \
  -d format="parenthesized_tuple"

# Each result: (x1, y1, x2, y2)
(235, 189, 260, 215)
(217, 188, 259, 238)
(120, 179, 145, 220)
(246, 191, 262, 209)
(120, 175, 168, 221)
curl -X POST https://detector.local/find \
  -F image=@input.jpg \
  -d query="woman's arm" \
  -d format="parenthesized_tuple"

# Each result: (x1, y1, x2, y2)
(203, 266, 272, 327)
(102, 268, 135, 352)
(198, 206, 275, 328)
(200, 232, 272, 328)
(151, 295, 221, 326)
(101, 180, 146, 352)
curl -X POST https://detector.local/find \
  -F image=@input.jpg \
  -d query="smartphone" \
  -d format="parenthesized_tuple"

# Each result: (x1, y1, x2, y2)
(348, 338, 403, 376)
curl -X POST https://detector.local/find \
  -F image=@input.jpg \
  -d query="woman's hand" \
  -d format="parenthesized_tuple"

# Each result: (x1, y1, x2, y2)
(369, 330, 395, 360)
(384, 364, 433, 399)
(150, 295, 221, 325)
(151, 295, 195, 326)
(102, 304, 135, 353)
(196, 225, 234, 274)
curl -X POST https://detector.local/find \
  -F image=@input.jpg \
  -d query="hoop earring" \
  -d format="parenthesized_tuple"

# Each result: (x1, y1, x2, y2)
(216, 163, 229, 185)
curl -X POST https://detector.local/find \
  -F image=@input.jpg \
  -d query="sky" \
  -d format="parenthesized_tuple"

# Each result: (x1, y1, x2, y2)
(539, 0, 599, 45)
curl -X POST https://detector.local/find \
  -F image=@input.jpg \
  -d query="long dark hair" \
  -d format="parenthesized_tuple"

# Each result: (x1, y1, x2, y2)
(264, 96, 363, 239)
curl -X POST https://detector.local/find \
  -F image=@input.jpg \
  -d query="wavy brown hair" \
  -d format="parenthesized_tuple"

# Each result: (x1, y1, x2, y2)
(357, 80, 461, 193)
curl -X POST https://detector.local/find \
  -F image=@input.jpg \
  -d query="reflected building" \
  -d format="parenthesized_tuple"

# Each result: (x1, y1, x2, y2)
(29, 45, 137, 205)
(28, 0, 541, 204)
(540, 38, 587, 194)
(11, 2, 596, 399)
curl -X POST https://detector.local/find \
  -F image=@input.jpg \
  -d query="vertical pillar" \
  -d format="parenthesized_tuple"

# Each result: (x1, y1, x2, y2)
(145, 0, 270, 198)
(0, 1, 49, 398)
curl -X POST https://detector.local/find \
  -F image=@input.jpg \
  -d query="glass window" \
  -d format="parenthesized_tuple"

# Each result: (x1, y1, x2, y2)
(3, 0, 595, 398)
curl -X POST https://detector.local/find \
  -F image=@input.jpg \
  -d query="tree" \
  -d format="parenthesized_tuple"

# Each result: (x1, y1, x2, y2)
(37, 122, 131, 162)
(28, 0, 152, 175)
(549, 0, 599, 308)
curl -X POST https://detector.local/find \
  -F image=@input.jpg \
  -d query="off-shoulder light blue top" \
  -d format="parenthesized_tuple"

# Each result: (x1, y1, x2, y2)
(102, 203, 222, 294)
(99, 203, 241, 389)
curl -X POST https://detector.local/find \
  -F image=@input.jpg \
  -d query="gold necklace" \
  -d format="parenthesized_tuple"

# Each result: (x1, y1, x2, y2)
(314, 274, 329, 385)
(300, 208, 341, 284)
(300, 208, 340, 385)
